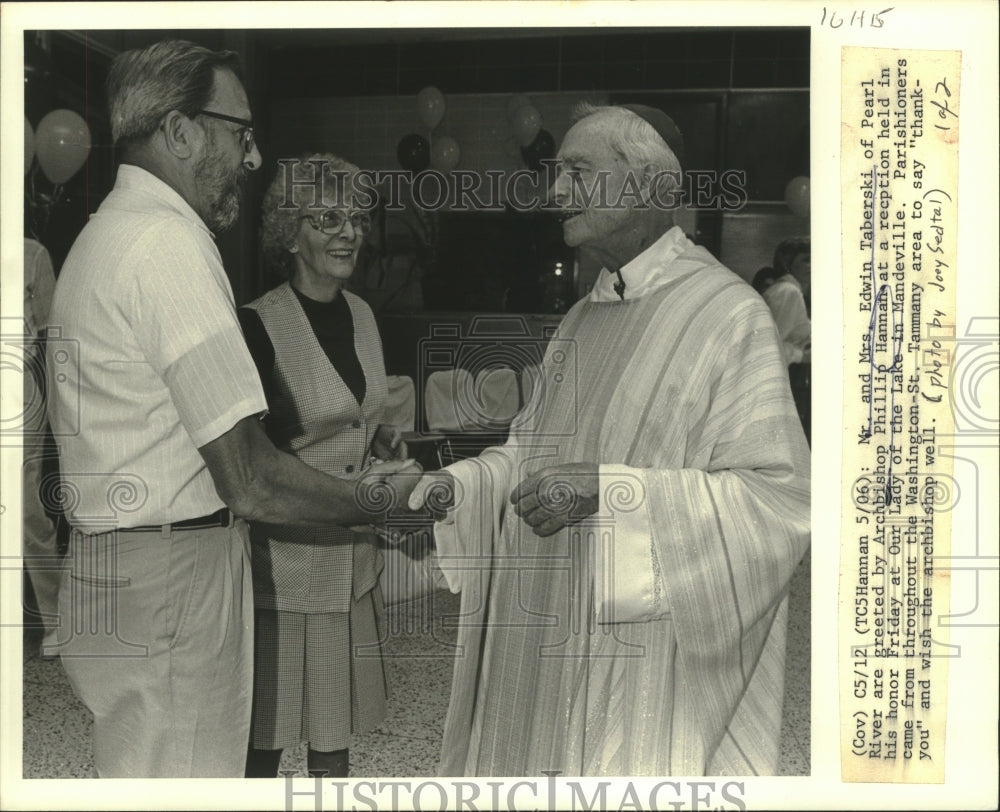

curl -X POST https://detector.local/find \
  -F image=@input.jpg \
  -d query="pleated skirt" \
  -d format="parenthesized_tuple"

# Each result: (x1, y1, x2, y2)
(250, 586, 388, 751)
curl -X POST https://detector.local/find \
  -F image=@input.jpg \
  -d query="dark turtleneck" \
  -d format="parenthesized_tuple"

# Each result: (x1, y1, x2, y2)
(238, 285, 366, 408)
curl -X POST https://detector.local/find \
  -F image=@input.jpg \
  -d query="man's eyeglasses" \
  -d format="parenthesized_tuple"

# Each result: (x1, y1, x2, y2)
(299, 209, 372, 236)
(196, 110, 255, 155)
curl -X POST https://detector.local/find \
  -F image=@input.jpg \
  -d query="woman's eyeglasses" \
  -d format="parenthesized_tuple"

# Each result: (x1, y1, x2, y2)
(196, 110, 255, 155)
(299, 209, 372, 236)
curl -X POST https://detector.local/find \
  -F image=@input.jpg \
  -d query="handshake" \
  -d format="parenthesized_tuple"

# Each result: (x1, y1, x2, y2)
(357, 465, 455, 518)
(360, 430, 600, 541)
(353, 463, 453, 545)
(353, 427, 455, 540)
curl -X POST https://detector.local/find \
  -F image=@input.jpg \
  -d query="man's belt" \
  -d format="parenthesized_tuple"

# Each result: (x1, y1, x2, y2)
(120, 508, 234, 533)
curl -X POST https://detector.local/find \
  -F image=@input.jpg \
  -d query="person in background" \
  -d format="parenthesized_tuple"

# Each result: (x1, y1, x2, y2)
(22, 238, 61, 655)
(239, 154, 405, 778)
(762, 237, 811, 365)
(407, 103, 810, 776)
(751, 264, 779, 295)
(763, 237, 812, 441)
(46, 40, 418, 778)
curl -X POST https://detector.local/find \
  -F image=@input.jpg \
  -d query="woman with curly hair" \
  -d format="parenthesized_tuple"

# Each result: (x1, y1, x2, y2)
(240, 153, 404, 777)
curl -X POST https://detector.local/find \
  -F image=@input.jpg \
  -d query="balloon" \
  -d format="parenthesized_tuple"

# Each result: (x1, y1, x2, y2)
(416, 86, 446, 130)
(784, 176, 810, 218)
(505, 94, 532, 121)
(520, 129, 555, 172)
(35, 109, 91, 185)
(25, 118, 35, 175)
(430, 136, 461, 172)
(512, 105, 542, 147)
(397, 133, 430, 173)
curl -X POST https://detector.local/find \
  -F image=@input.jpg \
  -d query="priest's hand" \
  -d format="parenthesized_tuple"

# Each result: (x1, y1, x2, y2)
(406, 471, 456, 521)
(510, 462, 599, 537)
(371, 424, 408, 461)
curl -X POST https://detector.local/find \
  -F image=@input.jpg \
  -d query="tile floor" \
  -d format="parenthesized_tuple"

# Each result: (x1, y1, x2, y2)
(20, 550, 810, 778)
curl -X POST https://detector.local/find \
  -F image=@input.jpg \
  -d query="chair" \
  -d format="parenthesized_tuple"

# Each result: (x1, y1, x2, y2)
(472, 366, 519, 426)
(383, 375, 416, 433)
(422, 367, 518, 465)
(424, 368, 476, 432)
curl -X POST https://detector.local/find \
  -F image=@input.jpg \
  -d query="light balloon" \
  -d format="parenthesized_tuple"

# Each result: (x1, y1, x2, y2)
(784, 176, 810, 218)
(512, 105, 542, 148)
(430, 136, 461, 172)
(35, 109, 91, 185)
(416, 86, 446, 130)
(24, 118, 35, 175)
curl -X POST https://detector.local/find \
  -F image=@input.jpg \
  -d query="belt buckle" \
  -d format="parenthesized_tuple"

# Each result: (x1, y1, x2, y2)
(155, 508, 231, 536)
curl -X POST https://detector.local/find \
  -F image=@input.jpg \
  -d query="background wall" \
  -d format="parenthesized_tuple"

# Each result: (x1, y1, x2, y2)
(261, 29, 809, 310)
(24, 27, 810, 311)
(269, 91, 597, 182)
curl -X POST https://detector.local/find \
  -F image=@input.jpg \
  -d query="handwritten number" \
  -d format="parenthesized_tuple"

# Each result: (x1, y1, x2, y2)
(930, 100, 957, 120)
(930, 78, 958, 129)
(821, 6, 894, 28)
(873, 7, 894, 28)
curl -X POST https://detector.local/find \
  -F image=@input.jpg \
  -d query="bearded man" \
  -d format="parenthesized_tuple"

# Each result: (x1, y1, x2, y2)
(409, 103, 810, 776)
(47, 39, 418, 777)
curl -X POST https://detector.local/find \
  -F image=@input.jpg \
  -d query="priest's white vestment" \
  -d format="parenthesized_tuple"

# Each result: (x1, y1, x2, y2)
(432, 227, 811, 776)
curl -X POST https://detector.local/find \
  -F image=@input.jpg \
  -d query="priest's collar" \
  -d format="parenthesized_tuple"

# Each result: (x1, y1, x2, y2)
(589, 226, 693, 303)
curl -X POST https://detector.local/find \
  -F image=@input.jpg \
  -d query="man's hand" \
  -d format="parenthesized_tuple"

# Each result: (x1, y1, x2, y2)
(371, 424, 407, 461)
(509, 463, 599, 537)
(406, 471, 456, 521)
(366, 469, 453, 545)
(356, 458, 424, 516)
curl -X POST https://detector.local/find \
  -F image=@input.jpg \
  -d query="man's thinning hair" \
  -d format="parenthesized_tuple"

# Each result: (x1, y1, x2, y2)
(571, 102, 683, 204)
(106, 39, 243, 148)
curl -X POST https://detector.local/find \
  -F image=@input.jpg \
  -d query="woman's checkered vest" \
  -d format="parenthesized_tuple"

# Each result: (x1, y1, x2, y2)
(245, 283, 387, 613)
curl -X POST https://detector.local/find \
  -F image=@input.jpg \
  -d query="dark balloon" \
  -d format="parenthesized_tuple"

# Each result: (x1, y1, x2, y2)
(397, 133, 430, 173)
(520, 129, 556, 172)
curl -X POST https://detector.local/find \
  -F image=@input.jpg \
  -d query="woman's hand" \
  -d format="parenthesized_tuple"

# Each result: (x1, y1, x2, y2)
(371, 424, 408, 461)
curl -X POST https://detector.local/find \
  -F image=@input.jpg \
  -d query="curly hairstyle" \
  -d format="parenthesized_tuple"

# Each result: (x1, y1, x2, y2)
(772, 236, 811, 278)
(259, 152, 362, 280)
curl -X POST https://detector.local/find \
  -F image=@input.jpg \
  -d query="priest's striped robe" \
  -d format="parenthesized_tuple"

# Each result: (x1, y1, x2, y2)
(431, 227, 811, 777)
